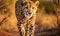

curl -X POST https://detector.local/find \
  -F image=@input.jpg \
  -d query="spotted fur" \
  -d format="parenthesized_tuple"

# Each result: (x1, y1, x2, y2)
(16, 0, 39, 36)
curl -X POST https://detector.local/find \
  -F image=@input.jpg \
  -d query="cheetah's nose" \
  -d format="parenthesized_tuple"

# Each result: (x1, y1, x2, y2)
(26, 12, 31, 16)
(28, 12, 31, 15)
(27, 10, 31, 15)
(25, 7, 28, 9)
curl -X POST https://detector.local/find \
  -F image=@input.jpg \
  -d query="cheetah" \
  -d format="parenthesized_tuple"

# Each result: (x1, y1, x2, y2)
(16, 0, 39, 36)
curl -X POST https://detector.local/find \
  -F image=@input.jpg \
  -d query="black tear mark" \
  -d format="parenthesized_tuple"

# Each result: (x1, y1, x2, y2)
(0, 17, 7, 25)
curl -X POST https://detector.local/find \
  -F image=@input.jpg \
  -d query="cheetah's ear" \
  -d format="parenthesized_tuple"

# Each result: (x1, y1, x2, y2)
(35, 1, 39, 6)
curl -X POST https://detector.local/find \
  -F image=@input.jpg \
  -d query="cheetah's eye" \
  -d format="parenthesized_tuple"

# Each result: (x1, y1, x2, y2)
(32, 7, 34, 9)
